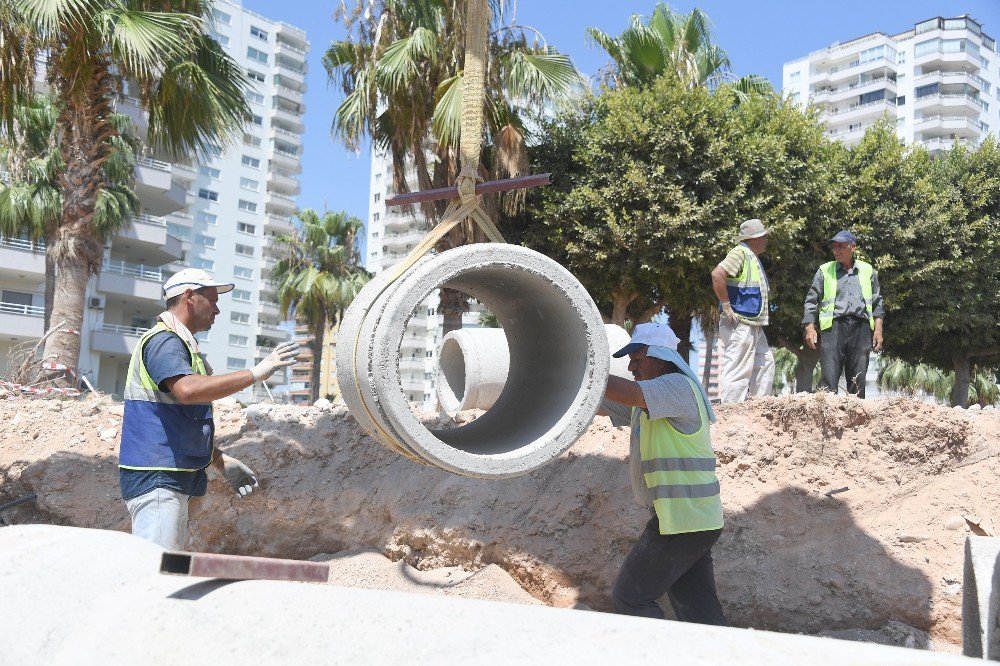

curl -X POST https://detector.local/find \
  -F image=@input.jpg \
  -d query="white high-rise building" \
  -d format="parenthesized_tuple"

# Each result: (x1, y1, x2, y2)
(782, 14, 997, 151)
(0, 1, 307, 400)
(364, 150, 482, 409)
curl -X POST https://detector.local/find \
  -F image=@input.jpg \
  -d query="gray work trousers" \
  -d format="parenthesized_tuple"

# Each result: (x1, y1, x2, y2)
(611, 515, 727, 625)
(818, 317, 872, 398)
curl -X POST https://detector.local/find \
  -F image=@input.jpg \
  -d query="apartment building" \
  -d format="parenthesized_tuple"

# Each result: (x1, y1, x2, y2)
(0, 1, 307, 401)
(782, 15, 998, 151)
(364, 150, 483, 409)
(288, 322, 340, 404)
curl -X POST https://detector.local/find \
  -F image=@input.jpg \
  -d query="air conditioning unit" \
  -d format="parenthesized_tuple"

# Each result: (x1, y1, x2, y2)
(88, 296, 105, 310)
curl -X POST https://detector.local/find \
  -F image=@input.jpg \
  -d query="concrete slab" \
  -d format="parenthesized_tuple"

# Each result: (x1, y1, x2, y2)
(962, 536, 1000, 658)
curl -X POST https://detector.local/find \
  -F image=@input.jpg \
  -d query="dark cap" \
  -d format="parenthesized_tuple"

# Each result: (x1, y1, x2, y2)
(831, 230, 857, 244)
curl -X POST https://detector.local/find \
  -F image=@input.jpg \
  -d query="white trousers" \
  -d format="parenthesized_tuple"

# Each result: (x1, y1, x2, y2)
(718, 319, 775, 404)
(125, 487, 190, 550)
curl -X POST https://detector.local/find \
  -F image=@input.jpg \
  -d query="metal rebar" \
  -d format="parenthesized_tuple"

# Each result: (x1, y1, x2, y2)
(385, 173, 552, 207)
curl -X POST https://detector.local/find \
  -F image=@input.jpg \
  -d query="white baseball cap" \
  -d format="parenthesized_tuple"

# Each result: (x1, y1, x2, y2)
(163, 268, 235, 300)
(612, 322, 680, 357)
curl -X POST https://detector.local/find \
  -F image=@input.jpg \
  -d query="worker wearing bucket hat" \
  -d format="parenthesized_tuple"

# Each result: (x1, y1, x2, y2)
(118, 268, 301, 550)
(710, 219, 775, 404)
(601, 321, 727, 626)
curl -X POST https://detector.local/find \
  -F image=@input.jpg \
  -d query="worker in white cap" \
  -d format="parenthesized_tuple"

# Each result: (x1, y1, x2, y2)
(118, 268, 300, 550)
(710, 218, 775, 403)
(601, 321, 727, 625)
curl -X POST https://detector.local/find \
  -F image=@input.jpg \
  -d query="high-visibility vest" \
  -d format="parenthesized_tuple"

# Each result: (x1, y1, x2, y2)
(818, 260, 875, 331)
(724, 245, 768, 323)
(119, 322, 214, 471)
(635, 376, 723, 535)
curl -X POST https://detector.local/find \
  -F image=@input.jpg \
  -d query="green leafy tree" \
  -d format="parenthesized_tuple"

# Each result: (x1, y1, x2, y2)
(1, 93, 140, 333)
(0, 0, 249, 385)
(273, 209, 369, 403)
(324, 0, 582, 332)
(586, 3, 770, 98)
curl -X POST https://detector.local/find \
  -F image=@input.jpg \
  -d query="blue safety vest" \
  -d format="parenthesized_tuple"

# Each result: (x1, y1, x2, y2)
(119, 323, 214, 471)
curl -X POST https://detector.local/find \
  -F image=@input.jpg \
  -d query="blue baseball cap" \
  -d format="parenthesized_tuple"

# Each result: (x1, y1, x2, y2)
(831, 230, 857, 244)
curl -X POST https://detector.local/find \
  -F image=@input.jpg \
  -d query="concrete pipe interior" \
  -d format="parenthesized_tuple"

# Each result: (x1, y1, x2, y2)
(424, 273, 589, 455)
(437, 328, 510, 413)
(438, 336, 467, 408)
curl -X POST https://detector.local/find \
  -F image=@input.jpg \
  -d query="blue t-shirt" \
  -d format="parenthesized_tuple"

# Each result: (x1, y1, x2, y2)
(120, 330, 209, 500)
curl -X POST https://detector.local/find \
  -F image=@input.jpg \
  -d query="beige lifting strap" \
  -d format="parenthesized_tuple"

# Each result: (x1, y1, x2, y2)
(349, 0, 504, 462)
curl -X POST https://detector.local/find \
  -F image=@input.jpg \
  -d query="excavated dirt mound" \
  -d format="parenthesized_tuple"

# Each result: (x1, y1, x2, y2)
(1, 392, 998, 652)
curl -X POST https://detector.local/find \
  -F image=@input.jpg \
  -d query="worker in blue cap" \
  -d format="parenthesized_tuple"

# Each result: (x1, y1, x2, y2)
(600, 321, 727, 626)
(802, 230, 885, 397)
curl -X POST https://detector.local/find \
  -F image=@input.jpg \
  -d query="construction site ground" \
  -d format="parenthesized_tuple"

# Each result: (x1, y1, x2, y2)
(1, 391, 998, 654)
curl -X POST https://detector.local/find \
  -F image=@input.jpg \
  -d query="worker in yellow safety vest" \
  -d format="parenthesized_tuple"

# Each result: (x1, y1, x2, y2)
(119, 268, 300, 550)
(600, 322, 727, 625)
(803, 230, 885, 398)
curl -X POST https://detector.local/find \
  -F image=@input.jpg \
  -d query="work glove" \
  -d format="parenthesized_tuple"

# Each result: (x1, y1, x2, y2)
(218, 454, 259, 498)
(250, 340, 300, 382)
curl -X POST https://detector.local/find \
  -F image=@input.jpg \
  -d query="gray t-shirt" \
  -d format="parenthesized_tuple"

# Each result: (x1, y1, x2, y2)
(602, 373, 703, 508)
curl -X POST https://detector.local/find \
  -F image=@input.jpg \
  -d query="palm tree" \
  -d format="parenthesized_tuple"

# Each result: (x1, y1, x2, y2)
(587, 3, 771, 97)
(0, 0, 249, 386)
(324, 0, 582, 332)
(1, 93, 140, 333)
(878, 357, 1000, 407)
(273, 209, 369, 403)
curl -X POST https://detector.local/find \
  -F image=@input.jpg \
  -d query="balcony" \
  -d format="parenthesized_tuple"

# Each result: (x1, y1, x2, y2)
(270, 146, 301, 172)
(267, 168, 300, 195)
(272, 62, 306, 91)
(275, 23, 309, 51)
(266, 191, 297, 215)
(919, 137, 964, 153)
(915, 115, 983, 138)
(915, 70, 987, 91)
(826, 78, 897, 104)
(271, 105, 304, 133)
(114, 95, 146, 131)
(266, 214, 295, 235)
(257, 321, 287, 341)
(276, 40, 308, 65)
(275, 84, 304, 107)
(384, 229, 429, 249)
(135, 158, 187, 215)
(113, 214, 183, 264)
(913, 93, 986, 114)
(0, 237, 45, 278)
(0, 300, 44, 339)
(914, 49, 983, 71)
(269, 125, 302, 147)
(260, 300, 281, 319)
(825, 57, 895, 84)
(825, 99, 896, 126)
(91, 323, 148, 354)
(98, 260, 164, 301)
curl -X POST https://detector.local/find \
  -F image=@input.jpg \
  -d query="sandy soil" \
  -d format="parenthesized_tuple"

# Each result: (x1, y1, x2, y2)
(1, 391, 997, 652)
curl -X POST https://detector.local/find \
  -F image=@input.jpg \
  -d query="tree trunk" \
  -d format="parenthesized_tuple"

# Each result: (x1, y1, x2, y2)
(43, 242, 56, 334)
(701, 321, 718, 391)
(40, 249, 89, 385)
(610, 288, 636, 327)
(668, 311, 694, 365)
(951, 354, 971, 407)
(309, 313, 325, 404)
(439, 287, 467, 336)
(796, 345, 820, 393)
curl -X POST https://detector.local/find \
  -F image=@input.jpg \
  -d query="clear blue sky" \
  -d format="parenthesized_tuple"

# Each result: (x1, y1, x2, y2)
(240, 0, 1000, 223)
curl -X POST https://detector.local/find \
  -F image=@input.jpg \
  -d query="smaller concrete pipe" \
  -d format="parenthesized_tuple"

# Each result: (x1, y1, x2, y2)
(437, 329, 510, 412)
(437, 324, 635, 413)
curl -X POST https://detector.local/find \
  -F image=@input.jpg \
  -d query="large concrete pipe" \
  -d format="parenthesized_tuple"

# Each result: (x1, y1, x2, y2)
(437, 328, 510, 412)
(337, 244, 609, 478)
(1, 524, 973, 665)
(437, 324, 634, 413)
(962, 536, 1000, 658)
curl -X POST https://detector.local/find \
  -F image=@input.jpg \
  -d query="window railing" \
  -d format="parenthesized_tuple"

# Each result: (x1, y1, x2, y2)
(275, 62, 305, 75)
(101, 323, 148, 336)
(268, 192, 295, 202)
(137, 157, 170, 171)
(276, 41, 307, 56)
(914, 93, 986, 108)
(102, 260, 163, 281)
(274, 147, 300, 158)
(133, 213, 167, 227)
(915, 115, 983, 129)
(0, 301, 44, 317)
(827, 99, 894, 116)
(272, 126, 299, 138)
(0, 236, 45, 252)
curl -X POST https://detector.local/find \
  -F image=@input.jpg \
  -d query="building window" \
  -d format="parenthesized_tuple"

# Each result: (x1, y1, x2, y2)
(227, 357, 247, 369)
(237, 222, 256, 235)
(235, 243, 254, 257)
(210, 32, 229, 47)
(231, 311, 250, 324)
(195, 234, 216, 248)
(247, 70, 266, 84)
(197, 211, 218, 226)
(212, 9, 231, 25)
(234, 266, 253, 279)
(244, 134, 262, 148)
(250, 26, 269, 41)
(251, 114, 263, 126)
(229, 334, 249, 347)
(166, 223, 190, 238)
(197, 188, 218, 201)
(246, 90, 264, 105)
(242, 155, 261, 169)
(247, 47, 268, 64)
(198, 166, 221, 180)
(193, 258, 214, 271)
(371, 231, 379, 239)
(238, 200, 258, 213)
(232, 288, 252, 302)
(788, 70, 801, 82)
(373, 212, 380, 221)
(374, 193, 380, 202)
(240, 177, 260, 191)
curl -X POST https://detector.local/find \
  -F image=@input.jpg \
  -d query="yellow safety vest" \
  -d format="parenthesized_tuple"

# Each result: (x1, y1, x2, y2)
(724, 245, 768, 323)
(818, 260, 875, 331)
(635, 376, 724, 535)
